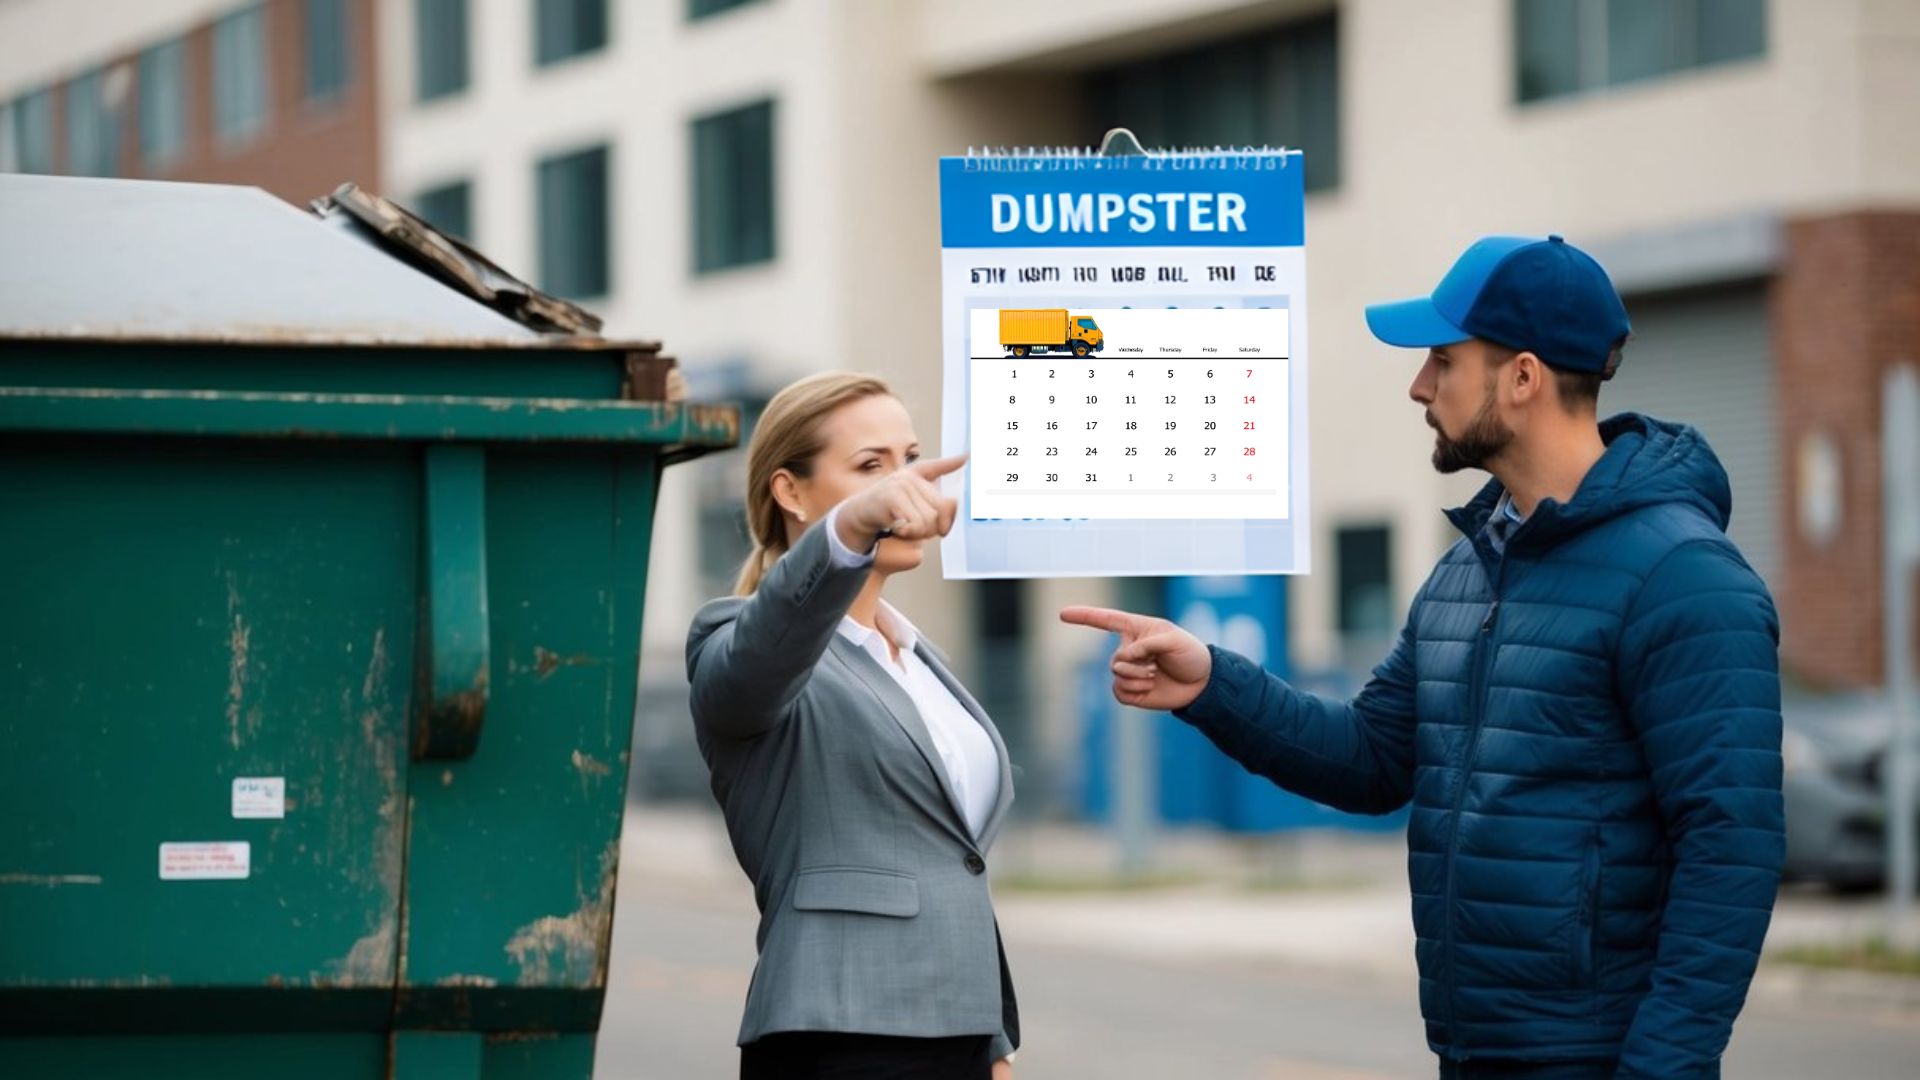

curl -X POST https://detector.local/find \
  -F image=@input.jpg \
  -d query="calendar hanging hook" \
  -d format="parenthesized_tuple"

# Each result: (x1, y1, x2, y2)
(1098, 127, 1149, 157)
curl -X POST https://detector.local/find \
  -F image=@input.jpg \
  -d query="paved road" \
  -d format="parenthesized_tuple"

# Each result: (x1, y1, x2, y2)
(593, 873, 1920, 1080)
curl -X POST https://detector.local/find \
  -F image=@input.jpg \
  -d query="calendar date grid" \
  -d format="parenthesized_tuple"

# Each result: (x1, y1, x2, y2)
(971, 355, 1284, 502)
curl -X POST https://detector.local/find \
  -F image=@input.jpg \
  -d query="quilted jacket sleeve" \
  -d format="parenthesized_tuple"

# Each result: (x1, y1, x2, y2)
(1613, 540, 1785, 1079)
(1172, 615, 1420, 815)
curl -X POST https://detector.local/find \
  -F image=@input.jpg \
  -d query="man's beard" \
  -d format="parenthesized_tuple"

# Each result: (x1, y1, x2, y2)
(1429, 391, 1513, 474)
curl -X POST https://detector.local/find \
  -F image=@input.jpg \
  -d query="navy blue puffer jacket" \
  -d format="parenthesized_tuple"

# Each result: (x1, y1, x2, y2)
(1177, 414, 1784, 1076)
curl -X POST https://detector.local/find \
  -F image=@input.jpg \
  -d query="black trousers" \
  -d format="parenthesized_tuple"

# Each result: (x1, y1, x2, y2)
(1438, 1059, 1617, 1080)
(740, 1032, 994, 1080)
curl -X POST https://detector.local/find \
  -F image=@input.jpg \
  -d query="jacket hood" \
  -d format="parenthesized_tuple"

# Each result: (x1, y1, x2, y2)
(1445, 413, 1733, 554)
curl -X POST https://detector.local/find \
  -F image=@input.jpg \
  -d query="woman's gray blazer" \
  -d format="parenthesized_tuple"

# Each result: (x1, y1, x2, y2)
(685, 522, 1019, 1058)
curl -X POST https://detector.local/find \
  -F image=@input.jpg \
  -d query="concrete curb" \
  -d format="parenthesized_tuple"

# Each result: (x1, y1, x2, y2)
(1749, 962, 1920, 1014)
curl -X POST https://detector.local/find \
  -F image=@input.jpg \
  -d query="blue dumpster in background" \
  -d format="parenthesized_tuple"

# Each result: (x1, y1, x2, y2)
(1077, 636, 1232, 827)
(1079, 576, 1408, 835)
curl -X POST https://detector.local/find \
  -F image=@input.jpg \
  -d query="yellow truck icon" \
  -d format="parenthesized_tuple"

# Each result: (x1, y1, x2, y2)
(999, 309, 1104, 358)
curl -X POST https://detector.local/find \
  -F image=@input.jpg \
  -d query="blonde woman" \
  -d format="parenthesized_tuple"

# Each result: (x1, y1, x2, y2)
(687, 372, 1018, 1079)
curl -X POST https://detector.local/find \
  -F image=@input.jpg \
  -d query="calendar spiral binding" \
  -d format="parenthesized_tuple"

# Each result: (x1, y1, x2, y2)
(959, 128, 1297, 172)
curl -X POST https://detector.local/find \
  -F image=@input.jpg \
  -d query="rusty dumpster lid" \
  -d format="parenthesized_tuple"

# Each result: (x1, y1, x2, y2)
(0, 174, 645, 351)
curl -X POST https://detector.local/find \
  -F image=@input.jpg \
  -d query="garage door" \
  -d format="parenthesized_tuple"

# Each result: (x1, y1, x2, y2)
(1600, 283, 1779, 591)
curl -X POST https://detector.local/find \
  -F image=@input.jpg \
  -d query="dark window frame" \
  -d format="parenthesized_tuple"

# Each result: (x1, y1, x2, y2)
(413, 178, 474, 244)
(688, 0, 765, 22)
(1514, 0, 1769, 105)
(1082, 13, 1340, 193)
(211, 2, 271, 145)
(695, 395, 771, 599)
(416, 0, 471, 103)
(10, 88, 56, 174)
(64, 67, 121, 177)
(304, 0, 352, 106)
(691, 98, 778, 275)
(1334, 522, 1394, 640)
(137, 38, 189, 168)
(536, 143, 612, 300)
(534, 0, 610, 68)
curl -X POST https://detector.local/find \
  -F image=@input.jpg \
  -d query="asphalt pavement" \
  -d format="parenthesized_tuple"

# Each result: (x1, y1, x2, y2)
(593, 807, 1920, 1080)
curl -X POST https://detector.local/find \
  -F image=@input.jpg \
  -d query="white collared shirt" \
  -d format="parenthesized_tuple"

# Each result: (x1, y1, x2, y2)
(821, 505, 1002, 840)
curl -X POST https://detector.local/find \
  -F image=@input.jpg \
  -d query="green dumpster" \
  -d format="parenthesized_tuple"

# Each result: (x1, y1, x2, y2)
(0, 175, 739, 1077)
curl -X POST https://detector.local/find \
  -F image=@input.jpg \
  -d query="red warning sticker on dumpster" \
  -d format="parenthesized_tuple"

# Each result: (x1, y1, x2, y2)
(159, 841, 250, 880)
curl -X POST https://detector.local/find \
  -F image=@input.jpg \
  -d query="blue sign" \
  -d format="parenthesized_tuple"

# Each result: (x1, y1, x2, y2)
(1076, 576, 1408, 835)
(939, 153, 1305, 249)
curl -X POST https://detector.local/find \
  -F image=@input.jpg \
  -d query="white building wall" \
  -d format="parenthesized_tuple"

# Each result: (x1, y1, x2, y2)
(0, 0, 238, 92)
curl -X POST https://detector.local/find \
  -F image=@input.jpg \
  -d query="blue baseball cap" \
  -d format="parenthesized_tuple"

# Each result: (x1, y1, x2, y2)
(1365, 234, 1631, 376)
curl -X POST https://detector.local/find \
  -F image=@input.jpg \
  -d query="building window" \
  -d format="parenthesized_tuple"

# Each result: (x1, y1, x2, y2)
(10, 89, 54, 173)
(1115, 576, 1173, 620)
(974, 578, 1033, 778)
(65, 68, 121, 177)
(1084, 14, 1340, 193)
(1516, 0, 1767, 103)
(537, 144, 611, 299)
(692, 99, 775, 274)
(697, 484, 752, 600)
(1336, 523, 1393, 643)
(416, 0, 470, 102)
(696, 395, 769, 598)
(689, 0, 762, 20)
(212, 4, 270, 144)
(305, 0, 351, 104)
(138, 39, 188, 167)
(534, 0, 608, 67)
(413, 179, 473, 243)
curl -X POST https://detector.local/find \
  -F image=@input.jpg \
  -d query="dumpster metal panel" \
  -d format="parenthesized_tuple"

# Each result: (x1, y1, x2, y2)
(393, 452, 657, 1030)
(0, 174, 740, 1078)
(0, 342, 636, 402)
(0, 386, 741, 446)
(0, 441, 413, 1017)
(1, 1034, 389, 1076)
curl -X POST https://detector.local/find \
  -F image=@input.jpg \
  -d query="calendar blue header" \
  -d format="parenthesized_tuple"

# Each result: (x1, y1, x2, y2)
(939, 152, 1304, 249)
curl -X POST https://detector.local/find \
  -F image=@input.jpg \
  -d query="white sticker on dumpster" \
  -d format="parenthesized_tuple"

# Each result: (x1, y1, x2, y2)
(159, 842, 250, 880)
(231, 777, 285, 819)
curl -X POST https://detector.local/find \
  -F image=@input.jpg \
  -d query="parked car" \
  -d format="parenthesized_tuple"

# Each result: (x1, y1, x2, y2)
(1781, 693, 1919, 892)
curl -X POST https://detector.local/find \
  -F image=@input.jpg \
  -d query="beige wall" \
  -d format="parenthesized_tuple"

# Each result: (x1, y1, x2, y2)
(916, 0, 1334, 77)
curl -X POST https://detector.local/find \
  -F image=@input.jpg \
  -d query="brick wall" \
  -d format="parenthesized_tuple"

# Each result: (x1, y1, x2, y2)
(1774, 211, 1920, 688)
(109, 0, 380, 207)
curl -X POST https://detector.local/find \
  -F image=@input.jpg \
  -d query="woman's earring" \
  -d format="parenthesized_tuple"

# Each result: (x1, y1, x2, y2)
(797, 510, 807, 523)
